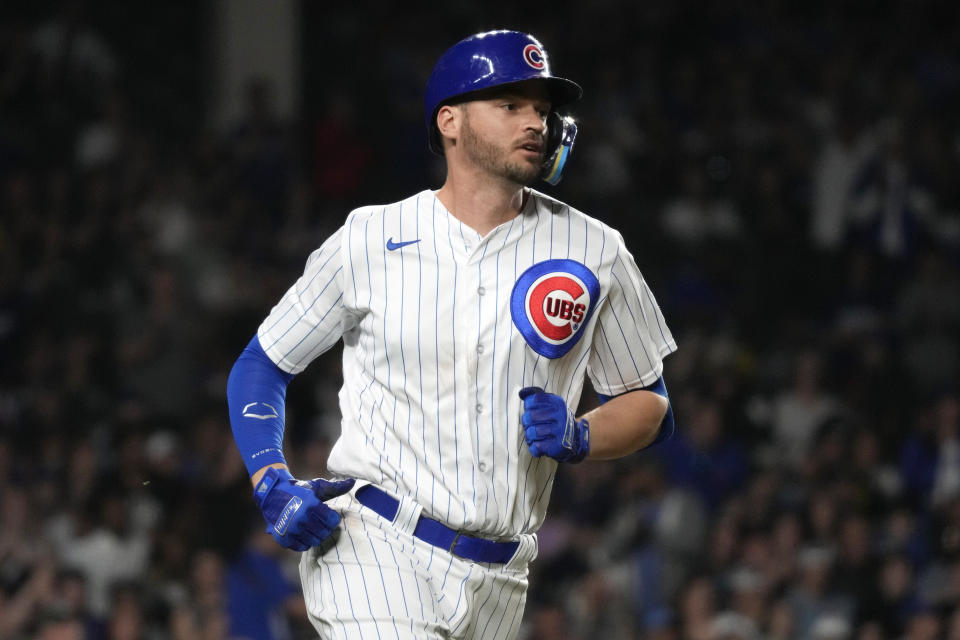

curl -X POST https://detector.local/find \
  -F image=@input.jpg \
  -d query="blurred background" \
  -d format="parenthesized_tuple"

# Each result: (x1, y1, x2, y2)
(2, 1, 960, 639)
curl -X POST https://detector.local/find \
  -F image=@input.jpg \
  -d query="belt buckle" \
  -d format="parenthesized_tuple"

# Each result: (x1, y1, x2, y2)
(448, 531, 464, 555)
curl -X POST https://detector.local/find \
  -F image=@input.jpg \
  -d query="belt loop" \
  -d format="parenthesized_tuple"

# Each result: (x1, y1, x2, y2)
(393, 494, 424, 535)
(448, 531, 463, 555)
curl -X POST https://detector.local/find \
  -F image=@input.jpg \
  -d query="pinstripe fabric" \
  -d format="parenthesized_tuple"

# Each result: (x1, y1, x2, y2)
(258, 188, 677, 539)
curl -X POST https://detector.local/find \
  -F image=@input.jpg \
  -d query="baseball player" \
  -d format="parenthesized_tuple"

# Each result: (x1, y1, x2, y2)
(226, 29, 677, 639)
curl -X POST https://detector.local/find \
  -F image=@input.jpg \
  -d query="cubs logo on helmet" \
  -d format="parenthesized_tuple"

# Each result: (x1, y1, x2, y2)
(510, 259, 600, 359)
(523, 44, 545, 70)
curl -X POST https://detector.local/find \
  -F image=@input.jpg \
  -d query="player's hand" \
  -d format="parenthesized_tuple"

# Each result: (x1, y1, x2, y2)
(519, 387, 590, 463)
(253, 467, 355, 551)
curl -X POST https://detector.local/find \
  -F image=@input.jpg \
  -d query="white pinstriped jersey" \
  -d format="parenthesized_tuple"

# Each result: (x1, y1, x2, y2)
(258, 188, 676, 539)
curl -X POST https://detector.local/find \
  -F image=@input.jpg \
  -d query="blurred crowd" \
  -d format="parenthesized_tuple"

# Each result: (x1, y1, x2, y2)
(2, 1, 960, 639)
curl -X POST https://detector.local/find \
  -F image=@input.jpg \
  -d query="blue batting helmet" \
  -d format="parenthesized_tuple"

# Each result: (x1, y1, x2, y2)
(424, 30, 583, 184)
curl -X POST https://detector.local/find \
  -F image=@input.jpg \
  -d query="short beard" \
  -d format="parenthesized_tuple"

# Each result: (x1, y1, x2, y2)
(460, 111, 540, 186)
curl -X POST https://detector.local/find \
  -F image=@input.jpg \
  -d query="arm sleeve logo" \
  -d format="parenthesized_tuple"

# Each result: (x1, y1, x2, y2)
(510, 259, 600, 358)
(242, 402, 280, 420)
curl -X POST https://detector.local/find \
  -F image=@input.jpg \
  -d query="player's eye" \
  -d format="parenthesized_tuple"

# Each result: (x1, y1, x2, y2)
(501, 103, 516, 111)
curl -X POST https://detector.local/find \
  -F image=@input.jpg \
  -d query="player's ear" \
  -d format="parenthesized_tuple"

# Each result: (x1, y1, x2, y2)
(436, 104, 462, 150)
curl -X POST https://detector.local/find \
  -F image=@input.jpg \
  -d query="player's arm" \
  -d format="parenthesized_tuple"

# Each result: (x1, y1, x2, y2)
(227, 335, 355, 551)
(580, 380, 671, 459)
(227, 224, 359, 550)
(586, 231, 678, 458)
(229, 224, 357, 481)
(228, 335, 293, 482)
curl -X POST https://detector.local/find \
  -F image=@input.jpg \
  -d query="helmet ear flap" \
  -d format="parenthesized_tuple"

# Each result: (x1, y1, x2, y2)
(540, 113, 578, 186)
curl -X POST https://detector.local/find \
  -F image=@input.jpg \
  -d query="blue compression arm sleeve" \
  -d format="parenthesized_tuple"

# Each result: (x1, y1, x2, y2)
(597, 376, 675, 446)
(227, 335, 295, 476)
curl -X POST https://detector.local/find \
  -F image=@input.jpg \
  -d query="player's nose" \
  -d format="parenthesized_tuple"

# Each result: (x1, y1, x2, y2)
(520, 105, 548, 134)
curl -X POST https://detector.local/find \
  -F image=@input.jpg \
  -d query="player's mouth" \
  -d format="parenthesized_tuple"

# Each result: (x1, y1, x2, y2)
(516, 140, 544, 159)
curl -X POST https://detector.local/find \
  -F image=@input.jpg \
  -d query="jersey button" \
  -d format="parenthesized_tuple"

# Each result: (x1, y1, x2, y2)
(478, 462, 488, 472)
(477, 286, 486, 296)
(476, 404, 483, 414)
(477, 344, 484, 354)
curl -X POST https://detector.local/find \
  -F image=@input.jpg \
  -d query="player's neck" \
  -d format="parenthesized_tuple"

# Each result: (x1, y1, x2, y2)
(435, 173, 527, 237)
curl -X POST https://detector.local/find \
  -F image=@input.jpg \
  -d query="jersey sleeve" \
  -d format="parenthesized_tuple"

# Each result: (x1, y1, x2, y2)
(256, 225, 358, 374)
(587, 235, 677, 396)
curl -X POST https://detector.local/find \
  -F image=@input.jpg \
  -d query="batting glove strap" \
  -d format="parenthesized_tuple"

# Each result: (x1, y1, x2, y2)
(566, 416, 590, 463)
(519, 386, 591, 464)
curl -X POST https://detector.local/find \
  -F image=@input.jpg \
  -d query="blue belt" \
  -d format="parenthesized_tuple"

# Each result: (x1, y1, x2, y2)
(354, 485, 520, 564)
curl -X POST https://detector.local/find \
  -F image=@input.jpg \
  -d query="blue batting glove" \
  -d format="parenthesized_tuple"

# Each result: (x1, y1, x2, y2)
(253, 467, 355, 551)
(519, 387, 590, 463)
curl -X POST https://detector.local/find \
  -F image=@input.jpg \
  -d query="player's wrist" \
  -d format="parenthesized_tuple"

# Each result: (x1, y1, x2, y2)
(253, 466, 294, 507)
(250, 462, 289, 489)
(567, 416, 590, 463)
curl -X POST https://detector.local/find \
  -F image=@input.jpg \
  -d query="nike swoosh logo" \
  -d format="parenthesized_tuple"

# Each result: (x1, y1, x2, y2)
(386, 237, 421, 251)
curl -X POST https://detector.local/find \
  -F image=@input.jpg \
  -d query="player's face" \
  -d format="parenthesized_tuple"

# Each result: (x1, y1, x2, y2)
(459, 83, 551, 186)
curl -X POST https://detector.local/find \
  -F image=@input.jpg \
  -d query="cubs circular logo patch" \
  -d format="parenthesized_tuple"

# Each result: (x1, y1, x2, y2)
(510, 259, 600, 359)
(523, 44, 545, 70)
